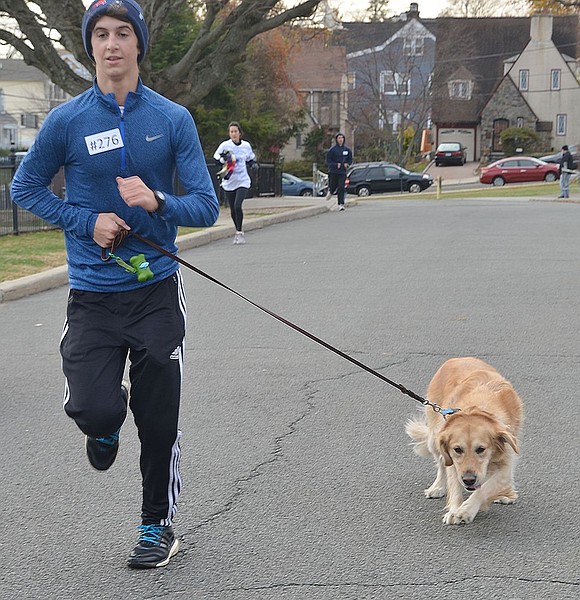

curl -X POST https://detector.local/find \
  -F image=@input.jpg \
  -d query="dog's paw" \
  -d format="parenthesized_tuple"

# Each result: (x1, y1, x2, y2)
(442, 506, 477, 525)
(424, 485, 446, 499)
(494, 494, 518, 505)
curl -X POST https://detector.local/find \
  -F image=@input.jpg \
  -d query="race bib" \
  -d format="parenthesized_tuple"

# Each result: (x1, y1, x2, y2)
(85, 128, 124, 155)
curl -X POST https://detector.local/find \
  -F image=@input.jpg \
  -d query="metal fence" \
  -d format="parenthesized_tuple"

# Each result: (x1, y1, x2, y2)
(1, 160, 282, 237)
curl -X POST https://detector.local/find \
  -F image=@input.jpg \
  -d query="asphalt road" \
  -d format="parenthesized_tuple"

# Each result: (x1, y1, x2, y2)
(1, 197, 579, 599)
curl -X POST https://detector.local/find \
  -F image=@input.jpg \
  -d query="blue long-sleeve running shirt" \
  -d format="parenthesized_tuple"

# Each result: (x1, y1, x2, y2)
(11, 79, 219, 292)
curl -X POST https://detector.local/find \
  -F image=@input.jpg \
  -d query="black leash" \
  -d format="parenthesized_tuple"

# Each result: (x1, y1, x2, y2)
(129, 230, 456, 416)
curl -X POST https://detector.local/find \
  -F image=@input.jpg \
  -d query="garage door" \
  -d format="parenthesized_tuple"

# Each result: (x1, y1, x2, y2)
(438, 128, 475, 161)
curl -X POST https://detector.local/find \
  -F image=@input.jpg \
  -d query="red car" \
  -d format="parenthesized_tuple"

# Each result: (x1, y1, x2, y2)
(479, 156, 559, 186)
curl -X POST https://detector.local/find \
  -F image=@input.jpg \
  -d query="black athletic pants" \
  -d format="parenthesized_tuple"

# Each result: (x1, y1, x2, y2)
(223, 187, 249, 232)
(328, 172, 347, 205)
(60, 272, 186, 526)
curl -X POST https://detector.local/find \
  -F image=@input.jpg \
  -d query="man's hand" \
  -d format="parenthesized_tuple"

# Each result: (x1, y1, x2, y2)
(94, 213, 130, 249)
(116, 176, 157, 212)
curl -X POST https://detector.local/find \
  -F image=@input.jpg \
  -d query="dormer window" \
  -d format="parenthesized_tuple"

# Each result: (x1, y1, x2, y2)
(404, 37, 424, 56)
(448, 79, 472, 100)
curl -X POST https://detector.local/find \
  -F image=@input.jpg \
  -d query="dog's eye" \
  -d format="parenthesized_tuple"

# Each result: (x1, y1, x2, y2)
(453, 446, 463, 455)
(475, 446, 486, 454)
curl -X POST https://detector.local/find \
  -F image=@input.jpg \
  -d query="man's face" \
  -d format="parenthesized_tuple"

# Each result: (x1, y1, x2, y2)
(337, 135, 345, 144)
(91, 16, 140, 78)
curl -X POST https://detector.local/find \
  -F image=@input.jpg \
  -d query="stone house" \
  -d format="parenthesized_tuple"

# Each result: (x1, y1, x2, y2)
(480, 13, 580, 158)
(431, 15, 578, 162)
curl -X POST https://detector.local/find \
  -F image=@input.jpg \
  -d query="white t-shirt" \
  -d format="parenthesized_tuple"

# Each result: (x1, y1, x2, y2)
(213, 139, 256, 191)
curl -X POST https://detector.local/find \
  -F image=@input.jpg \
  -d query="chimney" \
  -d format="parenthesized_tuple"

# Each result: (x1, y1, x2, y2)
(408, 3, 420, 19)
(530, 13, 553, 43)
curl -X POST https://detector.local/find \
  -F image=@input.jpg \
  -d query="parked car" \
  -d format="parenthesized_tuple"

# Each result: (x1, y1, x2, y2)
(434, 142, 467, 166)
(479, 156, 559, 186)
(345, 162, 433, 196)
(281, 172, 326, 197)
(539, 144, 579, 166)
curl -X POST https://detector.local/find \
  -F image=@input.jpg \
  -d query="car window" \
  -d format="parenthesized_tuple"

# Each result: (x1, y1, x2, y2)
(368, 166, 384, 179)
(517, 159, 536, 167)
(348, 168, 365, 179)
(500, 160, 519, 168)
(384, 166, 402, 178)
(437, 143, 461, 152)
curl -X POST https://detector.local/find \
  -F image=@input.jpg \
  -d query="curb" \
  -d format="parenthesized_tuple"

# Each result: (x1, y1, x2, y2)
(0, 204, 329, 303)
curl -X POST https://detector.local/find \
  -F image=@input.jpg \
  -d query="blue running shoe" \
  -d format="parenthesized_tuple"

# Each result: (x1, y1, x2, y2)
(85, 382, 128, 471)
(127, 524, 179, 569)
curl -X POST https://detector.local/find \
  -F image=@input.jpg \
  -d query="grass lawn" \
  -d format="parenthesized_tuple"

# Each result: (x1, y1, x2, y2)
(0, 183, 571, 283)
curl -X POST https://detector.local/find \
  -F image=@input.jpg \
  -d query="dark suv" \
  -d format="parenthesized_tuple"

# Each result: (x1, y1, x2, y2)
(345, 163, 433, 197)
(434, 142, 467, 166)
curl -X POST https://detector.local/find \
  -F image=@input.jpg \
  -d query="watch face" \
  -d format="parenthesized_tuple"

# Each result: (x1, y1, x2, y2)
(156, 191, 166, 201)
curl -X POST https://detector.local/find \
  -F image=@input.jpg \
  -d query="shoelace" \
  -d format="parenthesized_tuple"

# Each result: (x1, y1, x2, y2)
(95, 430, 120, 446)
(137, 524, 164, 545)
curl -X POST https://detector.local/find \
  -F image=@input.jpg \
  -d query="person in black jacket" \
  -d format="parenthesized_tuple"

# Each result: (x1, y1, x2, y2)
(325, 133, 353, 211)
(558, 145, 575, 199)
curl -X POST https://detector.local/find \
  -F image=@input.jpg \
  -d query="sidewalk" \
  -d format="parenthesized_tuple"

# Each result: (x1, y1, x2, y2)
(0, 195, 347, 303)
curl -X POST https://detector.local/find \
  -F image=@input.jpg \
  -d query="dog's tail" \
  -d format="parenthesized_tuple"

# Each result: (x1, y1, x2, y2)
(405, 417, 431, 458)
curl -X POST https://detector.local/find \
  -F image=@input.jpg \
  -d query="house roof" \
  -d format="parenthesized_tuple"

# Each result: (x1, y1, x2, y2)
(335, 18, 436, 55)
(286, 36, 346, 91)
(431, 16, 579, 125)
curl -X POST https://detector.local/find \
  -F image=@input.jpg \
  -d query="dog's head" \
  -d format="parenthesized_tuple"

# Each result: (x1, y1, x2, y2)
(437, 408, 519, 491)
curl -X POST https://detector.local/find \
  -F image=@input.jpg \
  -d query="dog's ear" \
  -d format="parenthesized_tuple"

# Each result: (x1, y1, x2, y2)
(438, 433, 454, 466)
(495, 430, 519, 454)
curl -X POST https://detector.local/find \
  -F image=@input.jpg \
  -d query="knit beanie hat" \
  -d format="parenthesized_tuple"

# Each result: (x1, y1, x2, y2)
(82, 0, 149, 64)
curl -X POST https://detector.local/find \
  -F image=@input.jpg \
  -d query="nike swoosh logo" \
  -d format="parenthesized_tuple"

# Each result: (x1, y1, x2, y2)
(146, 134, 163, 142)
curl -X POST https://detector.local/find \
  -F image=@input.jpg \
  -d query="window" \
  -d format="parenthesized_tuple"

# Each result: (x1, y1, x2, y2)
(448, 80, 472, 100)
(519, 69, 529, 91)
(516, 116, 524, 128)
(550, 69, 561, 91)
(0, 89, 4, 113)
(556, 114, 567, 136)
(21, 113, 38, 129)
(380, 71, 410, 96)
(347, 72, 356, 91)
(404, 37, 424, 56)
(295, 133, 302, 149)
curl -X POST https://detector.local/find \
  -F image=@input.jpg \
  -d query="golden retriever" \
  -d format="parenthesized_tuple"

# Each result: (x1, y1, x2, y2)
(405, 357, 523, 525)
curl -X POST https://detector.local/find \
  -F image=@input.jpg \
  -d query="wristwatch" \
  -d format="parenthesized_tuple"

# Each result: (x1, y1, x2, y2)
(153, 190, 166, 213)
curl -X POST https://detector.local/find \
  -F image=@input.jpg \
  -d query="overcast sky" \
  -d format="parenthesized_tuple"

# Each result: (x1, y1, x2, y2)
(335, 0, 448, 19)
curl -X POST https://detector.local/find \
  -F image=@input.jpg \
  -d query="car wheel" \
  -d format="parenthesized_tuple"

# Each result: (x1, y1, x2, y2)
(435, 162, 440, 167)
(544, 172, 557, 183)
(357, 185, 371, 197)
(492, 176, 505, 187)
(300, 189, 313, 196)
(407, 182, 422, 193)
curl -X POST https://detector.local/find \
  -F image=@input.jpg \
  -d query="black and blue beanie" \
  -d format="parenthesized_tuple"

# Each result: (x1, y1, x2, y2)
(82, 0, 149, 64)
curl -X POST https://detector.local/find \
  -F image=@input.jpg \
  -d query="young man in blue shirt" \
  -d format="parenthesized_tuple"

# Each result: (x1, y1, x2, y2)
(11, 0, 219, 569)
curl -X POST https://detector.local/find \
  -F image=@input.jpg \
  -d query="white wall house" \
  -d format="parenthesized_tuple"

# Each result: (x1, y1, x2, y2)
(503, 14, 580, 149)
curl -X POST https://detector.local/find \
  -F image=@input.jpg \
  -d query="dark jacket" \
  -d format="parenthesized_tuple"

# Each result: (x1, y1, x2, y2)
(559, 149, 575, 173)
(326, 134, 353, 174)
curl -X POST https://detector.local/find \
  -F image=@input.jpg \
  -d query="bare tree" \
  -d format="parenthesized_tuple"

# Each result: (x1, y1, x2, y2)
(347, 32, 433, 163)
(440, 0, 530, 16)
(0, 0, 323, 110)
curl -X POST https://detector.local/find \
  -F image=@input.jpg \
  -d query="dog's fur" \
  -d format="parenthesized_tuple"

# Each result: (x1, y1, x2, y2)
(405, 357, 523, 525)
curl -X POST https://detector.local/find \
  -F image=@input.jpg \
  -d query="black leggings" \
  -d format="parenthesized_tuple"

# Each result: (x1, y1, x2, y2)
(223, 187, 249, 232)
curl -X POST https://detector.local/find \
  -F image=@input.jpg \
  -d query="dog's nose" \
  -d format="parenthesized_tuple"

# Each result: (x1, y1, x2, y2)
(462, 474, 477, 487)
